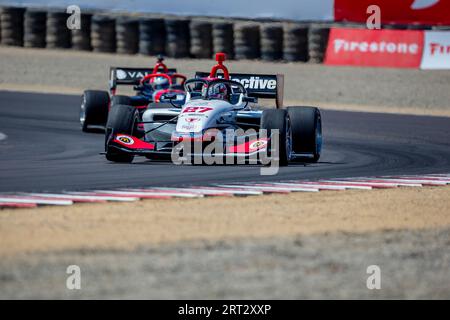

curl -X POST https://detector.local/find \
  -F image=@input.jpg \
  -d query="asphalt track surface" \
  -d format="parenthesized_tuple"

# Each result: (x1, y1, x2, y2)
(0, 90, 450, 193)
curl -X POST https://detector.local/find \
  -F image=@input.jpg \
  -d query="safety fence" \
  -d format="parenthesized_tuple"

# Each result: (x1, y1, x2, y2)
(0, 6, 449, 64)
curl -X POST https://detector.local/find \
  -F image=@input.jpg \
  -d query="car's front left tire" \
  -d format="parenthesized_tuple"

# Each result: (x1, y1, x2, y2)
(80, 90, 110, 132)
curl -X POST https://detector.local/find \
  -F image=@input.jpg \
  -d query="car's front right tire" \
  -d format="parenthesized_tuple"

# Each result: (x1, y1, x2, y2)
(260, 109, 292, 166)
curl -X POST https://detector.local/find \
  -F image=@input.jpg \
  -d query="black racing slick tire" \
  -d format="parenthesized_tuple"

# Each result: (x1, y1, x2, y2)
(287, 106, 322, 162)
(111, 95, 131, 107)
(260, 109, 292, 166)
(80, 90, 109, 132)
(105, 104, 138, 163)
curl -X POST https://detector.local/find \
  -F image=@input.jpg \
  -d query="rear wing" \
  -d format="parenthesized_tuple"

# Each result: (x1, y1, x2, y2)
(110, 67, 177, 90)
(195, 72, 284, 108)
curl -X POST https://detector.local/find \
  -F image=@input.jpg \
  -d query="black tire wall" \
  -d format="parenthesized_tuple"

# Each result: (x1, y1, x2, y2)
(24, 9, 46, 48)
(46, 11, 71, 49)
(165, 19, 190, 58)
(212, 21, 234, 59)
(116, 17, 139, 55)
(234, 23, 260, 60)
(283, 23, 308, 62)
(91, 15, 116, 53)
(260, 23, 283, 61)
(190, 20, 212, 59)
(71, 13, 92, 51)
(0, 7, 25, 46)
(139, 18, 166, 55)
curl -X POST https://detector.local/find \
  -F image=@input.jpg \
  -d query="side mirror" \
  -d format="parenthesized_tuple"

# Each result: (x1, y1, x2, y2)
(243, 96, 257, 103)
(162, 93, 177, 100)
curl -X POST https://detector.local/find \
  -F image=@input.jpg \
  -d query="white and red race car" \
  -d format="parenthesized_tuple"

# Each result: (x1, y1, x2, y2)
(104, 53, 322, 166)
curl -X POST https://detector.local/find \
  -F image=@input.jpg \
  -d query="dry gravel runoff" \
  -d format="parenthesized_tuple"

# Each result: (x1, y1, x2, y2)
(0, 46, 450, 116)
(0, 46, 450, 299)
(0, 187, 450, 299)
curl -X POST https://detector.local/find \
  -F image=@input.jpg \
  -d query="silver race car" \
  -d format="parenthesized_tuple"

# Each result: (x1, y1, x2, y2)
(104, 53, 322, 166)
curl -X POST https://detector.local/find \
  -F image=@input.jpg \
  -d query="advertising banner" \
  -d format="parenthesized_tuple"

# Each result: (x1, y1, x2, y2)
(325, 28, 424, 68)
(420, 31, 450, 69)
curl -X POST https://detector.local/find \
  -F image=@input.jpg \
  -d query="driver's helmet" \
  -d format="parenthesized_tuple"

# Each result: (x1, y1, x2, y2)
(152, 76, 170, 90)
(208, 83, 229, 101)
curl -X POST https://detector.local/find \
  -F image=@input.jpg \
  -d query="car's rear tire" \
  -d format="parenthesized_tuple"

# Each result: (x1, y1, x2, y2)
(105, 104, 138, 163)
(260, 109, 291, 166)
(287, 106, 322, 162)
(80, 90, 109, 132)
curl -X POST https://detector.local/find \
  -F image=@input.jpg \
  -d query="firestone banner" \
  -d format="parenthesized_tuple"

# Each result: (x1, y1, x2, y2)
(325, 28, 424, 68)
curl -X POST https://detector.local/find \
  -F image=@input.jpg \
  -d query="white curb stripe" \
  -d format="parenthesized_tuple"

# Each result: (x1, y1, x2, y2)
(216, 184, 317, 193)
(91, 190, 172, 199)
(0, 197, 72, 205)
(64, 192, 139, 202)
(372, 179, 445, 186)
(245, 183, 320, 192)
(304, 181, 373, 190)
(343, 179, 422, 187)
(189, 187, 263, 195)
(25, 193, 108, 203)
(143, 187, 233, 196)
(379, 177, 450, 185)
(116, 189, 203, 198)
(275, 182, 347, 190)
(322, 180, 398, 188)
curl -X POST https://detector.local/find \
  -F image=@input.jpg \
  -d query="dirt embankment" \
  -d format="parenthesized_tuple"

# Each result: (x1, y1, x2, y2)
(1, 186, 449, 257)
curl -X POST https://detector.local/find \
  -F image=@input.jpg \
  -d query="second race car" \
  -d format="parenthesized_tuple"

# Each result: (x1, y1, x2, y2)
(80, 55, 187, 132)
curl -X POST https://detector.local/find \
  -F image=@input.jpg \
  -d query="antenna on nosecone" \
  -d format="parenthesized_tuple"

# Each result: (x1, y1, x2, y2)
(153, 54, 168, 73)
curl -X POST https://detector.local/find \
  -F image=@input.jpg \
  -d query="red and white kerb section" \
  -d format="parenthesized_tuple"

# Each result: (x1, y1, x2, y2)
(1, 174, 449, 209)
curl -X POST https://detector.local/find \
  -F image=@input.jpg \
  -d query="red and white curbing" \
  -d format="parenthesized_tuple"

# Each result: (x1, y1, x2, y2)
(1, 174, 449, 209)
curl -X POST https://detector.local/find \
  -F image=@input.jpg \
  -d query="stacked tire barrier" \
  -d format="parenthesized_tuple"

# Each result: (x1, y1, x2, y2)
(46, 11, 71, 48)
(91, 15, 116, 53)
(234, 23, 260, 60)
(260, 23, 283, 61)
(139, 18, 166, 55)
(2, 5, 446, 64)
(165, 19, 190, 58)
(283, 23, 308, 62)
(116, 17, 138, 54)
(23, 9, 46, 48)
(0, 7, 25, 46)
(212, 21, 234, 59)
(71, 13, 92, 51)
(190, 20, 212, 59)
(308, 24, 330, 63)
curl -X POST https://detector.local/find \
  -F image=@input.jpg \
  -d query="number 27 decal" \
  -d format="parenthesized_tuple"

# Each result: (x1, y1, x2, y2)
(182, 106, 213, 113)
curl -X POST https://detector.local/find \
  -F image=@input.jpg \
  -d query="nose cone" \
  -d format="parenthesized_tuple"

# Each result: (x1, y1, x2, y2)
(176, 114, 206, 133)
